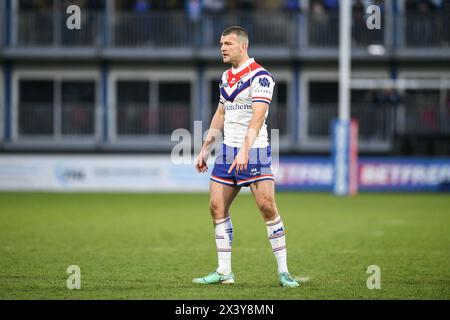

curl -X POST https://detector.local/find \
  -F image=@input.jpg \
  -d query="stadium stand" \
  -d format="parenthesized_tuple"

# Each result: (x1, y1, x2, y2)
(0, 0, 449, 155)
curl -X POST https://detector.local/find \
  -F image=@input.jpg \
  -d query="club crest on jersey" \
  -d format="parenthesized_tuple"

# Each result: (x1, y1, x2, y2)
(259, 77, 270, 88)
(236, 80, 244, 89)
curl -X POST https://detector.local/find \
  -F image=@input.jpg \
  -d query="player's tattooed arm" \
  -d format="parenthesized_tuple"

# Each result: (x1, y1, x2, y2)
(228, 102, 268, 174)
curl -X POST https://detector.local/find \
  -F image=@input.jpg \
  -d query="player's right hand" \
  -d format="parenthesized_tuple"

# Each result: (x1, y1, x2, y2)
(195, 150, 209, 173)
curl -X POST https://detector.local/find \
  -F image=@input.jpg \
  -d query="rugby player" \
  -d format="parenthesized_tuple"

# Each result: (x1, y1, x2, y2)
(193, 26, 299, 288)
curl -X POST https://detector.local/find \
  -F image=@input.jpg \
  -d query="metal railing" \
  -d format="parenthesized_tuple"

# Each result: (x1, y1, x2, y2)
(113, 12, 194, 47)
(19, 103, 96, 136)
(308, 104, 396, 141)
(201, 11, 296, 48)
(308, 11, 385, 48)
(5, 10, 384, 48)
(116, 104, 190, 136)
(0, 0, 4, 48)
(402, 106, 450, 135)
(308, 96, 450, 141)
(267, 106, 288, 137)
(16, 11, 104, 47)
(404, 12, 450, 48)
(307, 12, 338, 48)
(61, 104, 96, 135)
(19, 104, 54, 135)
(9, 9, 450, 50)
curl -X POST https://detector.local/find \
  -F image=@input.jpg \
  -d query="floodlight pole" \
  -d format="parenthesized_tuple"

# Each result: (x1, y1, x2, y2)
(339, 0, 352, 121)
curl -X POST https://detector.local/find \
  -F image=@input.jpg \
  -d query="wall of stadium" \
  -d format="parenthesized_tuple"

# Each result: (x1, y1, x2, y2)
(1, 155, 449, 192)
(3, 62, 296, 150)
(2, 61, 450, 153)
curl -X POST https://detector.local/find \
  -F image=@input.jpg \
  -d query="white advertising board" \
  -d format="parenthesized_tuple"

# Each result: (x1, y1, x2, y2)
(0, 155, 212, 192)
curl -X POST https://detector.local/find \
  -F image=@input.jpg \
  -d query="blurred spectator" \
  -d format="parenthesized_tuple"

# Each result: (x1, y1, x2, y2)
(62, 0, 104, 15)
(283, 0, 301, 11)
(259, 0, 283, 10)
(202, 0, 226, 47)
(420, 105, 439, 132)
(309, 0, 333, 46)
(186, 0, 202, 21)
(165, 0, 184, 10)
(115, 0, 184, 11)
(87, 0, 105, 10)
(404, 89, 440, 133)
(445, 0, 450, 10)
(352, 0, 365, 45)
(417, 1, 435, 45)
(311, 0, 327, 23)
(62, 0, 88, 10)
(133, 0, 152, 13)
(236, 0, 255, 11)
(19, 0, 53, 11)
(406, 0, 450, 11)
(353, 0, 365, 13)
(374, 88, 402, 105)
(323, 0, 339, 11)
(203, 0, 226, 13)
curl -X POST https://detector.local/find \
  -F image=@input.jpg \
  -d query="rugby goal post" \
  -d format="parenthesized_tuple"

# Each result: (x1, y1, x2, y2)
(333, 0, 356, 196)
(333, 0, 450, 195)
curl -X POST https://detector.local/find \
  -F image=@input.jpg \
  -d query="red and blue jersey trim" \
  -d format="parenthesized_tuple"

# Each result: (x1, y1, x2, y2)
(220, 62, 273, 103)
(252, 96, 271, 105)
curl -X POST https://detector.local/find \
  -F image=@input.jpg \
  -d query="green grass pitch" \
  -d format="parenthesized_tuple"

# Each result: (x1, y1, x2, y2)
(0, 192, 449, 300)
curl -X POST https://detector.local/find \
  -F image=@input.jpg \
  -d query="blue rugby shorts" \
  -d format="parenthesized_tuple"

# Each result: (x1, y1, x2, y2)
(210, 143, 274, 187)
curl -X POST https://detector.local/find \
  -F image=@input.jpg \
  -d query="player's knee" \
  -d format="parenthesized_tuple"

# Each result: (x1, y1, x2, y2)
(209, 200, 225, 217)
(258, 199, 277, 217)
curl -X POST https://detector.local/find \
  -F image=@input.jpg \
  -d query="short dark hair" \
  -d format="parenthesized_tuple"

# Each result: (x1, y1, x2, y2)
(222, 26, 249, 42)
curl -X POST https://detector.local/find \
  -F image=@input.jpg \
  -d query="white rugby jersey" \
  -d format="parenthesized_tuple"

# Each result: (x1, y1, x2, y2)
(219, 58, 275, 148)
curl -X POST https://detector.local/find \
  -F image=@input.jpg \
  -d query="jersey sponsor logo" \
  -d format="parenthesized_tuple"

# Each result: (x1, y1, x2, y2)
(254, 88, 272, 95)
(220, 82, 229, 88)
(224, 103, 252, 111)
(259, 77, 270, 88)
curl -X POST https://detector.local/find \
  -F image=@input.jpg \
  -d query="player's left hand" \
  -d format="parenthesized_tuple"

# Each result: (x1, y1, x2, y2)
(228, 150, 248, 174)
